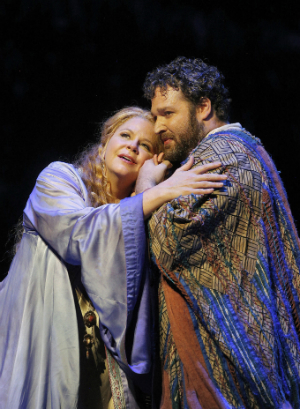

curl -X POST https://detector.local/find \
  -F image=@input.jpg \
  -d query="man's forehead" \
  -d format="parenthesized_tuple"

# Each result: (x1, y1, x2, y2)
(153, 85, 180, 99)
(151, 86, 185, 112)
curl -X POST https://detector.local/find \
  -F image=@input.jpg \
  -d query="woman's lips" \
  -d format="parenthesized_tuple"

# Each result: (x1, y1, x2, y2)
(118, 155, 136, 164)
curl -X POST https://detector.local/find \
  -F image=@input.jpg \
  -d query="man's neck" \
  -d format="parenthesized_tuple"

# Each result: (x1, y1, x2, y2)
(204, 118, 229, 137)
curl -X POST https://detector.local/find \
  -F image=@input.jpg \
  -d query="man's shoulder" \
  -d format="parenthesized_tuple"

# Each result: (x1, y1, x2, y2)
(193, 127, 261, 157)
(190, 127, 265, 175)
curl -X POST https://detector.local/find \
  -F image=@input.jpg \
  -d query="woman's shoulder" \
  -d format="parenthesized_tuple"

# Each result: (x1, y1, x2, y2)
(37, 161, 89, 199)
(44, 160, 77, 173)
(39, 161, 81, 181)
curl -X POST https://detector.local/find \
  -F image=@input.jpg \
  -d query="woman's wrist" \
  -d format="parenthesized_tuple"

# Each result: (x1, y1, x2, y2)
(142, 184, 171, 219)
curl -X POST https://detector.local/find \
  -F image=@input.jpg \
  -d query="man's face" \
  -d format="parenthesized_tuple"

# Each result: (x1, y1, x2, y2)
(151, 85, 205, 163)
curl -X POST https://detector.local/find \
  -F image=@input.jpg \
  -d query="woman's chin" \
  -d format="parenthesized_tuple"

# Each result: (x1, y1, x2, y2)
(107, 170, 137, 198)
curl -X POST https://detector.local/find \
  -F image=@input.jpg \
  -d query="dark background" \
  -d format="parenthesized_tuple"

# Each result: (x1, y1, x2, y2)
(1, 0, 300, 278)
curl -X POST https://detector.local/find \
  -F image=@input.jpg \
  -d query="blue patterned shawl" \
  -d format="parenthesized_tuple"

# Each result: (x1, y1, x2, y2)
(149, 129, 300, 409)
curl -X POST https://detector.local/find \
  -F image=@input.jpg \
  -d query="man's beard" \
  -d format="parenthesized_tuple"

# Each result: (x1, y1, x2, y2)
(163, 110, 206, 163)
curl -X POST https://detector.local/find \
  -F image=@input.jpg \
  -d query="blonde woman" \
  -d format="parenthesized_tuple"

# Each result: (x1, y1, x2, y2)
(0, 107, 226, 409)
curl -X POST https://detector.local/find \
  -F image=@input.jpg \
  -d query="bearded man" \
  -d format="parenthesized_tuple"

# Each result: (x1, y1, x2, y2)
(136, 57, 300, 409)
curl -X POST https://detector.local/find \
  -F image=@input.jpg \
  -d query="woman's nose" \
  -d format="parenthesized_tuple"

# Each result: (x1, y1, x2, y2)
(126, 140, 139, 153)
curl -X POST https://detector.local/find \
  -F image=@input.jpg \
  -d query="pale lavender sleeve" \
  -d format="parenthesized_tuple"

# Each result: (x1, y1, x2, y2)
(0, 161, 152, 408)
(24, 161, 152, 372)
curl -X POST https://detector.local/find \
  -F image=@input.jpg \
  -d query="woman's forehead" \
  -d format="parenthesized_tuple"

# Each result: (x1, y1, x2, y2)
(117, 116, 154, 132)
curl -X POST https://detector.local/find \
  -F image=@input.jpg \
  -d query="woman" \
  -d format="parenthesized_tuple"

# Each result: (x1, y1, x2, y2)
(0, 107, 226, 409)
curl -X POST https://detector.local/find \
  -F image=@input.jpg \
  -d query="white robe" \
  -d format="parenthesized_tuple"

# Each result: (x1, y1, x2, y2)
(0, 161, 152, 408)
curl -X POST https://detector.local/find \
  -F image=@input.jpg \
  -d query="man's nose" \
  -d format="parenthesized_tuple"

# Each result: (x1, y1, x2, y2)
(154, 118, 167, 135)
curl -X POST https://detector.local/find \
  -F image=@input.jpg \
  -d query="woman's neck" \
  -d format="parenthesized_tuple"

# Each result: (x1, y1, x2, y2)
(109, 177, 134, 201)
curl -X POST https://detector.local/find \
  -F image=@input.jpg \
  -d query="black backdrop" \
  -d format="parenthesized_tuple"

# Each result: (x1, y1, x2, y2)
(1, 0, 300, 278)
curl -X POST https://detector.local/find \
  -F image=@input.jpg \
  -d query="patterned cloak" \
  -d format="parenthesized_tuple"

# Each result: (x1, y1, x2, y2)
(149, 128, 300, 409)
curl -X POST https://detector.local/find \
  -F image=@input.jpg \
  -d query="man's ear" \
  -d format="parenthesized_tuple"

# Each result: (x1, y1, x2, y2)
(195, 98, 212, 121)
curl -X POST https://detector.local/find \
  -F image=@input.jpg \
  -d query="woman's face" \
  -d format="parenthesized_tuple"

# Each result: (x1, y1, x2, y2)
(104, 117, 156, 197)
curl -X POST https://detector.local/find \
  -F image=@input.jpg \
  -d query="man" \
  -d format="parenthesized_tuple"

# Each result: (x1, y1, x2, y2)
(137, 57, 300, 408)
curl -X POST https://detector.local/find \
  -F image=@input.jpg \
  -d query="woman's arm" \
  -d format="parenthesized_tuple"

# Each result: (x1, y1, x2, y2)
(23, 161, 151, 372)
(136, 156, 228, 219)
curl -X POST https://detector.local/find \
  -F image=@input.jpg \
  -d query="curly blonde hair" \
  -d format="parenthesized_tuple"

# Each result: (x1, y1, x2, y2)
(75, 107, 160, 207)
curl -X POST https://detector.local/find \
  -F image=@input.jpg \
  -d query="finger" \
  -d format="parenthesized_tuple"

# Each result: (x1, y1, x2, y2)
(153, 154, 159, 166)
(197, 188, 214, 195)
(161, 160, 172, 170)
(195, 181, 225, 188)
(178, 156, 194, 171)
(193, 161, 223, 174)
(185, 181, 224, 190)
(181, 188, 215, 196)
(157, 152, 165, 163)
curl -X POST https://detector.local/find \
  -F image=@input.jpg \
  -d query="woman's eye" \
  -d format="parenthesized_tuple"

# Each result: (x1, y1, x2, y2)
(121, 133, 130, 138)
(141, 143, 150, 151)
(165, 111, 173, 117)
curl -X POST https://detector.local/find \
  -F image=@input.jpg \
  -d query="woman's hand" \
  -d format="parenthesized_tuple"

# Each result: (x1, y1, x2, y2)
(135, 153, 172, 193)
(141, 156, 227, 219)
(161, 156, 227, 198)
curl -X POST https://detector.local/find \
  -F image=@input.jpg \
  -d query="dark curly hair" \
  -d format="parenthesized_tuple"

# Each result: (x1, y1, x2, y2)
(143, 57, 231, 121)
